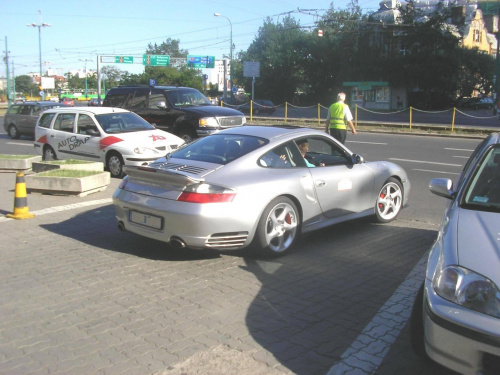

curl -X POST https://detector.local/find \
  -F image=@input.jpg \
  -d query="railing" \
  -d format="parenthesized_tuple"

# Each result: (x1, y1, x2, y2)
(221, 100, 500, 130)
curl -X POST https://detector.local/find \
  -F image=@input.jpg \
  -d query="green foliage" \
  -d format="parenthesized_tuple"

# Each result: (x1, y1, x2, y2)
(14, 75, 39, 96)
(146, 38, 188, 58)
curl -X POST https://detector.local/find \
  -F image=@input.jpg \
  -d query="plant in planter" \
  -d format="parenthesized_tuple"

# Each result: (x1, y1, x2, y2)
(0, 154, 42, 171)
(26, 167, 110, 197)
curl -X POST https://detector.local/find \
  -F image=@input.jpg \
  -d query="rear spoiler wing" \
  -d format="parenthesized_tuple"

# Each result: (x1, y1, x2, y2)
(123, 165, 204, 187)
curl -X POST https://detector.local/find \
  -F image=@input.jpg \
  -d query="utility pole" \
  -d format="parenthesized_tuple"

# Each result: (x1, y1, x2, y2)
(4, 37, 11, 107)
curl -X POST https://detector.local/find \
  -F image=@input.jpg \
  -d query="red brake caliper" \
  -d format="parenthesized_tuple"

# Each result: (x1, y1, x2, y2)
(379, 190, 386, 210)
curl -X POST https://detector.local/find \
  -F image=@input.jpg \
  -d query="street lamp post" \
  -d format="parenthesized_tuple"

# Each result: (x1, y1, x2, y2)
(214, 13, 233, 101)
(27, 10, 50, 99)
(79, 59, 93, 100)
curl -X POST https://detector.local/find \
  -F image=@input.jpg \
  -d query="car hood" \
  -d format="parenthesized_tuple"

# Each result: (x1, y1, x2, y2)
(455, 207, 500, 285)
(102, 129, 183, 150)
(180, 105, 244, 117)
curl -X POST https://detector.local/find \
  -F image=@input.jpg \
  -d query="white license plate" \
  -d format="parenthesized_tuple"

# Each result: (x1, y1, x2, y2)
(129, 211, 163, 229)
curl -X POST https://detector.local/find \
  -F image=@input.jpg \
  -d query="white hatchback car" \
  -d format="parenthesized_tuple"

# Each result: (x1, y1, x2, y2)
(34, 107, 184, 178)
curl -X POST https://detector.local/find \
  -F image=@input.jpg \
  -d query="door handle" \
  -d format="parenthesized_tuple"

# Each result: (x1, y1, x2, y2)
(315, 180, 326, 187)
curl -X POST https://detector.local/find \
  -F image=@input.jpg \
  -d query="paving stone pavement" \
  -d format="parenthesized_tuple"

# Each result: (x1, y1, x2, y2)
(0, 171, 438, 375)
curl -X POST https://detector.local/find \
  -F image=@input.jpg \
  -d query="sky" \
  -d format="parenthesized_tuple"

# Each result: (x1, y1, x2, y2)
(1, 0, 382, 78)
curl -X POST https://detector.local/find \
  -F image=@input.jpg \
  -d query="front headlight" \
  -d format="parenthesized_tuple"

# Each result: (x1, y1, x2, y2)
(199, 117, 219, 127)
(133, 147, 160, 154)
(433, 265, 500, 318)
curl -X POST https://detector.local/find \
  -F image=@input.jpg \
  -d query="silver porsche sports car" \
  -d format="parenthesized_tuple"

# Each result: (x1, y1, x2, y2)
(113, 125, 410, 257)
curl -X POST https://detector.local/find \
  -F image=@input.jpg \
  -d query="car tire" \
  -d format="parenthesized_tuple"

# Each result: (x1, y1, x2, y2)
(374, 177, 403, 223)
(107, 152, 125, 178)
(410, 283, 431, 360)
(176, 128, 196, 143)
(8, 124, 20, 139)
(42, 145, 56, 161)
(253, 196, 300, 258)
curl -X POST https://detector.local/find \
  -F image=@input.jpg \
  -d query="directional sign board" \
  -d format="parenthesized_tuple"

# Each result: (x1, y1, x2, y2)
(143, 55, 170, 66)
(187, 55, 215, 69)
(115, 56, 134, 64)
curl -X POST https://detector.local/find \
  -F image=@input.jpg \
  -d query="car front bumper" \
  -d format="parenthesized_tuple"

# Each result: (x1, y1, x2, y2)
(424, 280, 500, 374)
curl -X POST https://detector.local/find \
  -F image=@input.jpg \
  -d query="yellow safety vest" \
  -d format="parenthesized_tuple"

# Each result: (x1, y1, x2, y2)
(329, 102, 347, 130)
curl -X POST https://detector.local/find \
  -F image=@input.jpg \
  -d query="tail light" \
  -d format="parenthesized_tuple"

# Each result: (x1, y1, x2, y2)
(177, 183, 236, 203)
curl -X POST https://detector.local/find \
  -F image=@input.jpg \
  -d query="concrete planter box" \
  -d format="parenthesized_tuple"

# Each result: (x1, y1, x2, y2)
(32, 161, 104, 173)
(26, 171, 111, 197)
(0, 156, 42, 171)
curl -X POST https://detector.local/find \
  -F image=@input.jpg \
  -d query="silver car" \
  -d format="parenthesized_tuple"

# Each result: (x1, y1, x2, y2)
(113, 126, 410, 257)
(410, 132, 500, 374)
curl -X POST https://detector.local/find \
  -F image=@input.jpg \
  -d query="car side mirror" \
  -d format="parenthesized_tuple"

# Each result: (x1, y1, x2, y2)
(351, 154, 364, 164)
(429, 178, 455, 199)
(156, 101, 167, 109)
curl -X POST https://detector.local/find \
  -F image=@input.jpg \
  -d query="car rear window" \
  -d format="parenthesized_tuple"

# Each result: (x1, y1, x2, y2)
(171, 134, 268, 164)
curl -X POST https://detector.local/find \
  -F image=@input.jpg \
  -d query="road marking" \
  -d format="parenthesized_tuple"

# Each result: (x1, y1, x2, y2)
(347, 141, 388, 145)
(0, 198, 112, 223)
(412, 169, 460, 175)
(389, 158, 462, 167)
(445, 148, 474, 152)
(7, 142, 33, 147)
(327, 253, 427, 375)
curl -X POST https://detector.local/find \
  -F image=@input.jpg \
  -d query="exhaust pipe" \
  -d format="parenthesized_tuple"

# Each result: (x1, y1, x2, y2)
(117, 221, 126, 231)
(170, 237, 186, 248)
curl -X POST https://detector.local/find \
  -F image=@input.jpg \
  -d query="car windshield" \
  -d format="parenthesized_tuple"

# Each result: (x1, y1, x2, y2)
(171, 134, 268, 164)
(95, 112, 155, 134)
(462, 145, 500, 213)
(165, 89, 212, 107)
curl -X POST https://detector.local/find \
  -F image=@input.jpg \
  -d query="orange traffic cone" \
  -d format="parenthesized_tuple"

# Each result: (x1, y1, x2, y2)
(6, 171, 35, 220)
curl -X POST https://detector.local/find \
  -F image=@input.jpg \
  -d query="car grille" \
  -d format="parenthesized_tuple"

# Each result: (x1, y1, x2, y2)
(219, 116, 245, 128)
(206, 232, 249, 249)
(156, 162, 209, 175)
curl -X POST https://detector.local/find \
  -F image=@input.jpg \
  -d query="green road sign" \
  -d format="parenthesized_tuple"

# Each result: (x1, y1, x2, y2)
(187, 55, 215, 68)
(143, 55, 170, 66)
(115, 56, 134, 64)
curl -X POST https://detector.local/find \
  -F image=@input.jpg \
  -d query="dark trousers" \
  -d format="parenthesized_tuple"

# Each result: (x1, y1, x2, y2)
(329, 128, 347, 144)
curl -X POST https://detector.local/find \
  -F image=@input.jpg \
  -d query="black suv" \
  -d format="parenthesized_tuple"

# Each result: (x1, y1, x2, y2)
(4, 101, 68, 139)
(102, 86, 246, 142)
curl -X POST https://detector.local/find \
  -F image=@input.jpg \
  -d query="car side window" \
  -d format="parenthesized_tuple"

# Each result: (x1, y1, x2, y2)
(20, 105, 33, 115)
(127, 90, 148, 108)
(300, 137, 351, 167)
(7, 105, 21, 114)
(259, 141, 304, 168)
(149, 90, 167, 109)
(53, 114, 76, 132)
(77, 114, 99, 135)
(38, 113, 56, 129)
(32, 106, 41, 116)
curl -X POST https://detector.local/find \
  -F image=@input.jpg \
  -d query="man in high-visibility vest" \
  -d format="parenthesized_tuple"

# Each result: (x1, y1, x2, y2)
(325, 92, 357, 144)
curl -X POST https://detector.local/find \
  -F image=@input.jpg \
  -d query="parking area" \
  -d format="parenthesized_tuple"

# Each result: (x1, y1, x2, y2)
(0, 170, 446, 375)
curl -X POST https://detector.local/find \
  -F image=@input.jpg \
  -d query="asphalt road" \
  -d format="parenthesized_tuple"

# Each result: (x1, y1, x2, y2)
(0, 124, 486, 374)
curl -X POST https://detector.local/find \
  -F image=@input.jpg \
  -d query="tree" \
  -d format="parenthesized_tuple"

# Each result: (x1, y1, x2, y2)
(243, 16, 309, 103)
(100, 66, 124, 89)
(14, 75, 38, 96)
(146, 38, 188, 57)
(392, 3, 494, 107)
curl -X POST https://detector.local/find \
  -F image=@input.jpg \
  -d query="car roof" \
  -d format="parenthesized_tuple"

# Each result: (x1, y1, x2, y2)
(42, 107, 130, 115)
(217, 125, 323, 141)
(12, 101, 60, 106)
(111, 85, 192, 90)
